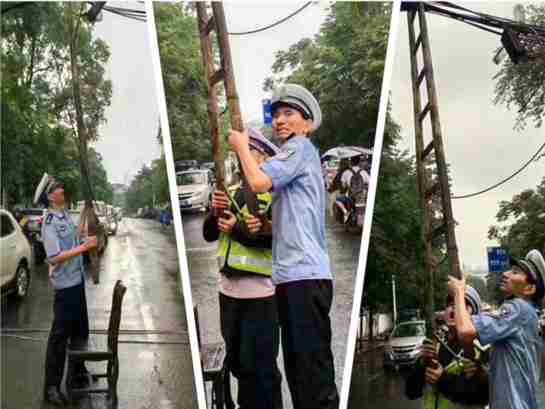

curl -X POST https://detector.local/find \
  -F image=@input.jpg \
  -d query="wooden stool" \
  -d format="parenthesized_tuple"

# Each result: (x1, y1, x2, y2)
(194, 305, 234, 409)
(66, 280, 127, 408)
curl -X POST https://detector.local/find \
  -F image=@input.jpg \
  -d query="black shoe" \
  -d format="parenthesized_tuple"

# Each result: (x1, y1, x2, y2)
(44, 386, 67, 407)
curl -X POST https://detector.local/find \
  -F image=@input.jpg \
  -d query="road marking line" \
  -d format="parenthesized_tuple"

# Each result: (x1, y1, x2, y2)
(126, 224, 156, 332)
(186, 246, 216, 253)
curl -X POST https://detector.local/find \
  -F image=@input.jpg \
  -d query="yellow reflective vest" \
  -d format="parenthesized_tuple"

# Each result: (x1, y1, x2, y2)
(217, 187, 272, 277)
(423, 343, 487, 409)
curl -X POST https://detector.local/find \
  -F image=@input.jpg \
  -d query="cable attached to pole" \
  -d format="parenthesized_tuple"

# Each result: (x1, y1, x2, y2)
(228, 2, 312, 36)
(452, 141, 545, 199)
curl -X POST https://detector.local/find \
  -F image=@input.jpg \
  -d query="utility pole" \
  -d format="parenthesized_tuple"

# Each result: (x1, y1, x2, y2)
(196, 2, 260, 216)
(405, 2, 462, 336)
(392, 275, 397, 325)
(68, 3, 100, 284)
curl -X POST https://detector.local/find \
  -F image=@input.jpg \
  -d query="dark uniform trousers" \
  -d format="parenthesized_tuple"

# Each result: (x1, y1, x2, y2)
(45, 282, 89, 387)
(276, 279, 339, 409)
(220, 293, 283, 409)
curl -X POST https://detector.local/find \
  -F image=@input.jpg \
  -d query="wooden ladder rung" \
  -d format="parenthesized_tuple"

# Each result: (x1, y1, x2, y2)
(429, 223, 447, 242)
(210, 68, 224, 86)
(425, 182, 441, 199)
(417, 67, 426, 87)
(204, 16, 215, 35)
(419, 101, 431, 122)
(421, 141, 434, 160)
(414, 33, 422, 55)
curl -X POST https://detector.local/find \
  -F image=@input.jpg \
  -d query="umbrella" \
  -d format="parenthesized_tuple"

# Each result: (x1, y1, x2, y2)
(320, 146, 372, 161)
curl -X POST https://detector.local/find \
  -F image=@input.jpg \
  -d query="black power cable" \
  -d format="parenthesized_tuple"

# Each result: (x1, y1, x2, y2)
(102, 6, 146, 22)
(228, 2, 312, 36)
(452, 141, 545, 199)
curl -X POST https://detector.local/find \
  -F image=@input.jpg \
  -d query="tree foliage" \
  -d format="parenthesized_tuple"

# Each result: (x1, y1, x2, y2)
(154, 3, 213, 162)
(124, 158, 170, 213)
(363, 145, 448, 321)
(488, 176, 545, 257)
(265, 2, 395, 151)
(494, 4, 545, 130)
(1, 2, 112, 207)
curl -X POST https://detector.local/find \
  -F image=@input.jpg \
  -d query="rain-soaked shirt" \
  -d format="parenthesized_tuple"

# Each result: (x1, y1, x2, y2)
(472, 298, 543, 409)
(261, 135, 332, 285)
(42, 208, 84, 290)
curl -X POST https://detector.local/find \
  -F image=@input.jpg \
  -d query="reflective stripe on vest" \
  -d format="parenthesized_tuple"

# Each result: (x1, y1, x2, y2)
(423, 344, 486, 409)
(217, 190, 272, 277)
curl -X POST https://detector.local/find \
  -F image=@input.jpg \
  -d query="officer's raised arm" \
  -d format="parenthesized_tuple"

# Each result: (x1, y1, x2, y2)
(448, 275, 478, 347)
(47, 236, 96, 266)
(228, 129, 273, 193)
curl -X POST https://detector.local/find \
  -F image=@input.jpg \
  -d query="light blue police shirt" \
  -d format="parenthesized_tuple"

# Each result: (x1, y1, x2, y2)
(473, 298, 543, 409)
(261, 135, 332, 285)
(42, 209, 84, 290)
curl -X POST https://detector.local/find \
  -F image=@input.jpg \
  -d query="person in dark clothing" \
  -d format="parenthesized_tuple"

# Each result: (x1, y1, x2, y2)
(203, 129, 282, 409)
(406, 286, 489, 409)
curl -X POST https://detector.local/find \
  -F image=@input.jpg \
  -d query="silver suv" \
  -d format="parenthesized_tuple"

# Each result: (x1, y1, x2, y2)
(176, 169, 214, 212)
(383, 320, 426, 369)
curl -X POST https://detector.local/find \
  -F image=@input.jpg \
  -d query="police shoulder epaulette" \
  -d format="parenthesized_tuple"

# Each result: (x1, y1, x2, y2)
(45, 213, 53, 225)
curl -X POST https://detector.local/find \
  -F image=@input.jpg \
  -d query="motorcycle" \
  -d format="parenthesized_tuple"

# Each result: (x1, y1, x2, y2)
(332, 189, 366, 232)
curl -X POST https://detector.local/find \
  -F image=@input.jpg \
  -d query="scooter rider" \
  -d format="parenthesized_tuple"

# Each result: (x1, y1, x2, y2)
(228, 84, 339, 409)
(448, 249, 545, 409)
(204, 129, 283, 409)
(330, 158, 352, 223)
(406, 286, 489, 409)
(34, 174, 97, 406)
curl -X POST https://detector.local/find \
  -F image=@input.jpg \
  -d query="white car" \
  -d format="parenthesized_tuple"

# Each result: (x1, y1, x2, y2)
(176, 169, 215, 212)
(0, 209, 32, 299)
(383, 320, 426, 369)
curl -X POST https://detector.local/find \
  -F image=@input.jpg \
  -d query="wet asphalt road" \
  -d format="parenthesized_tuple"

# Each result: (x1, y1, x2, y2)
(1, 218, 197, 409)
(348, 343, 545, 409)
(182, 197, 361, 409)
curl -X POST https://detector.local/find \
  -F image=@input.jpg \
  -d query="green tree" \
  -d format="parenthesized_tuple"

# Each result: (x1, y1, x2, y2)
(265, 2, 394, 152)
(1, 2, 112, 207)
(494, 4, 545, 130)
(488, 176, 545, 257)
(154, 3, 213, 163)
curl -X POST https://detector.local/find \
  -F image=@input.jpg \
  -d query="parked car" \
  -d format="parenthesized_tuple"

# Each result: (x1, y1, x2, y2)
(200, 161, 215, 171)
(14, 207, 46, 263)
(383, 320, 426, 369)
(175, 159, 199, 172)
(0, 209, 32, 299)
(176, 169, 214, 212)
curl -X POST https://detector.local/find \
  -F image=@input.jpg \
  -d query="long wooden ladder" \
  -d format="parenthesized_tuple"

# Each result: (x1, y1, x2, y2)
(196, 2, 243, 191)
(407, 3, 462, 334)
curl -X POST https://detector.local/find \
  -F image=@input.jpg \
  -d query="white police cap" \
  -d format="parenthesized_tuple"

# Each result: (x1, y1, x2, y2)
(271, 84, 322, 131)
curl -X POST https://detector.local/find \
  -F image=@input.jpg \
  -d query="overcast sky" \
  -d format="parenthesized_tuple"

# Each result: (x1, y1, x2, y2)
(223, 1, 331, 123)
(390, 2, 545, 268)
(93, 2, 160, 186)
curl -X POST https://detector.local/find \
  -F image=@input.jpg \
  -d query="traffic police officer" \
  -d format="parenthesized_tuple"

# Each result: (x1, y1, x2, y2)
(228, 84, 339, 409)
(204, 129, 282, 409)
(406, 286, 489, 409)
(448, 249, 545, 409)
(34, 174, 97, 406)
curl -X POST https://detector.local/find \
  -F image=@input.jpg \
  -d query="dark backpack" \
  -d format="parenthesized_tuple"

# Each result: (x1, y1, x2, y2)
(348, 168, 368, 201)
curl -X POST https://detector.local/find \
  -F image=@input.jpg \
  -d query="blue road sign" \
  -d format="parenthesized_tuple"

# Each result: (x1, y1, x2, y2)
(487, 246, 509, 273)
(262, 99, 272, 126)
